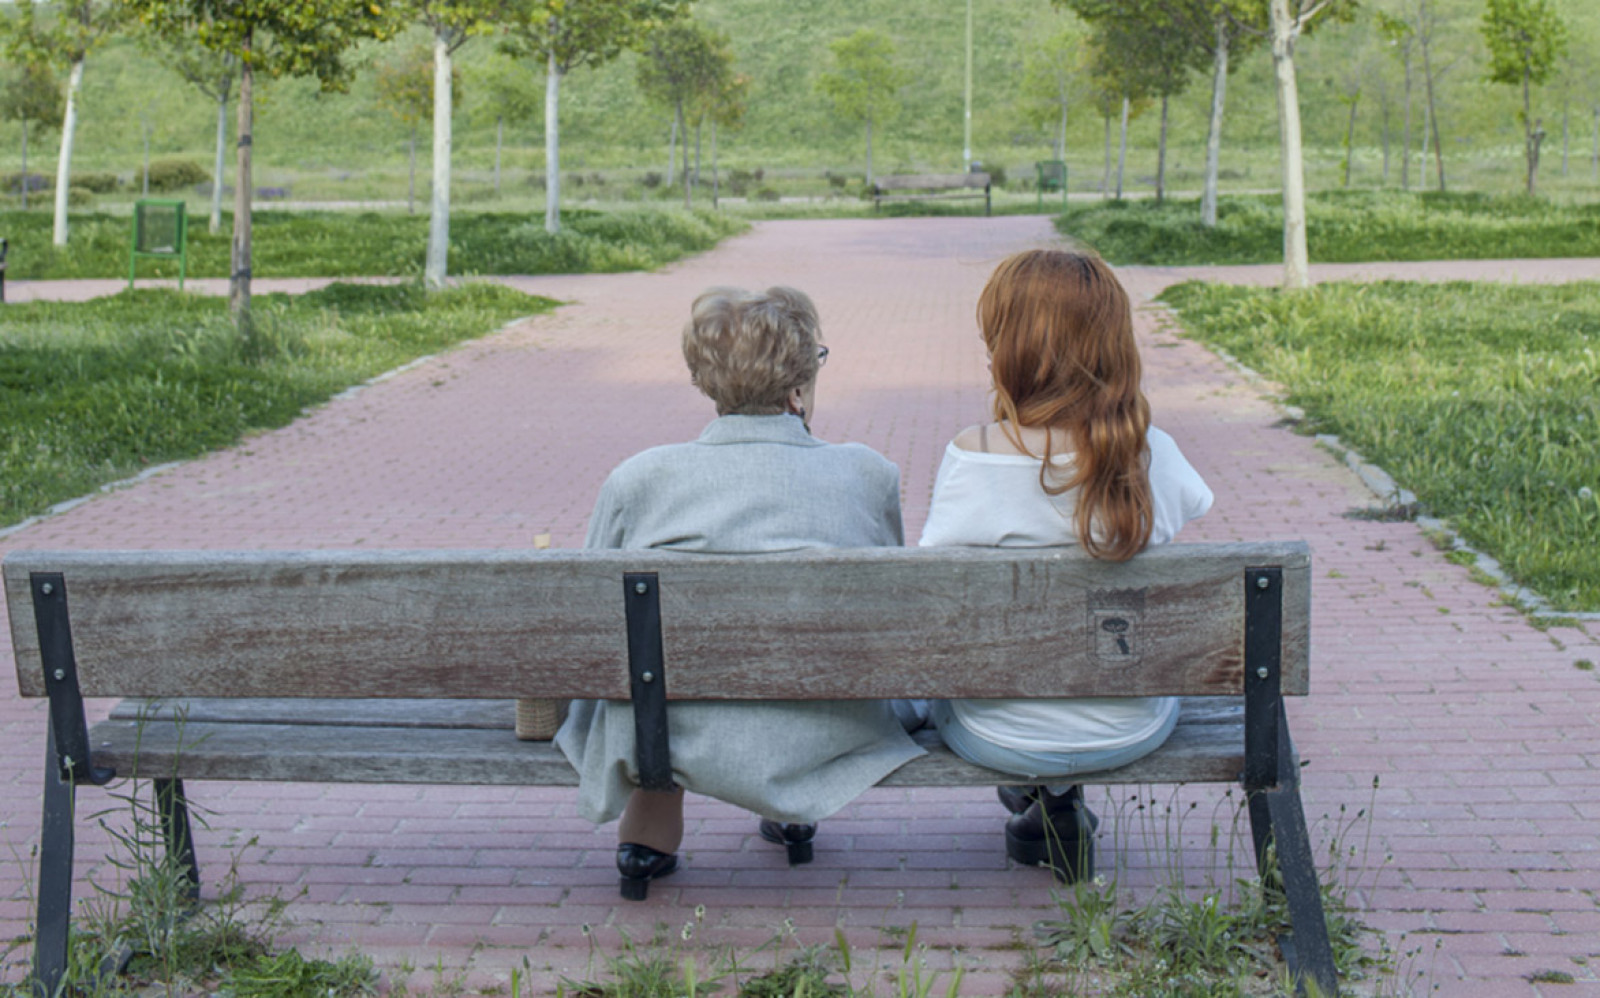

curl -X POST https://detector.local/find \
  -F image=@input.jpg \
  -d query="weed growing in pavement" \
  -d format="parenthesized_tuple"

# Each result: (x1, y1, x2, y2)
(1161, 278, 1600, 613)
(0, 706, 377, 998)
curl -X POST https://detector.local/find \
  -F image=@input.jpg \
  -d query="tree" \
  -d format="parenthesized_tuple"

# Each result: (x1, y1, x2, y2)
(1376, 11, 1416, 189)
(706, 69, 749, 209)
(4, 0, 128, 246)
(0, 59, 61, 211)
(1180, 1, 1268, 225)
(408, 0, 502, 290)
(1482, 0, 1568, 196)
(124, 0, 400, 337)
(816, 28, 910, 185)
(376, 48, 453, 216)
(1265, 0, 1356, 290)
(501, 0, 690, 234)
(637, 18, 727, 208)
(136, 28, 235, 232)
(1016, 25, 1090, 162)
(475, 51, 542, 196)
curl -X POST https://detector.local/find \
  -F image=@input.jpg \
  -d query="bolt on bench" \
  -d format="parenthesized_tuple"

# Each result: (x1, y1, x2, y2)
(6, 543, 1335, 996)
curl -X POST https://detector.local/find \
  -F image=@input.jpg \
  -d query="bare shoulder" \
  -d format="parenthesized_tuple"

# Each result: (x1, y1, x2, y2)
(950, 424, 988, 453)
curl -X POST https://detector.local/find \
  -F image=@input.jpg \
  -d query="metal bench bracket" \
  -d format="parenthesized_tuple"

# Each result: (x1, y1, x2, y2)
(624, 573, 673, 792)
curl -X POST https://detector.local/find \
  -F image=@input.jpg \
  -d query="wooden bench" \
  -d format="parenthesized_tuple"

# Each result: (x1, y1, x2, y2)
(871, 173, 991, 215)
(6, 543, 1336, 995)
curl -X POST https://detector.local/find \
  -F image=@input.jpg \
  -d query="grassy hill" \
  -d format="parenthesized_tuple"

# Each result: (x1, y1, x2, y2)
(2, 0, 1598, 205)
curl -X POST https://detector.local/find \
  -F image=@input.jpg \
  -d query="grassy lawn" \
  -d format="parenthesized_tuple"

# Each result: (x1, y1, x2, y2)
(0, 207, 745, 281)
(0, 283, 553, 528)
(1061, 191, 1600, 266)
(1161, 279, 1600, 613)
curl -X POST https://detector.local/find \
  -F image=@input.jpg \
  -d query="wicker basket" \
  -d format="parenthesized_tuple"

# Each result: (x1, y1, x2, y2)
(515, 698, 570, 740)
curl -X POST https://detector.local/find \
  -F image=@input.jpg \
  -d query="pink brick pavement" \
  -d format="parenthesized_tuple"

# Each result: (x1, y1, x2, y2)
(2, 218, 1597, 995)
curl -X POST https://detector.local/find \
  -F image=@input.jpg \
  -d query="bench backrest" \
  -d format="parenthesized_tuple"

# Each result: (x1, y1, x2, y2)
(874, 174, 990, 191)
(7, 544, 1309, 702)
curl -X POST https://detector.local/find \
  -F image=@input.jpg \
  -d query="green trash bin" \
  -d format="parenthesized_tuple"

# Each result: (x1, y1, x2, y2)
(129, 198, 188, 290)
(1036, 160, 1067, 212)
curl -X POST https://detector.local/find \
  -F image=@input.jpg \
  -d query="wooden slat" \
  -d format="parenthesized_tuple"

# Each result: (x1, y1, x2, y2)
(86, 700, 1245, 788)
(7, 543, 1309, 700)
(108, 697, 518, 730)
(874, 174, 990, 191)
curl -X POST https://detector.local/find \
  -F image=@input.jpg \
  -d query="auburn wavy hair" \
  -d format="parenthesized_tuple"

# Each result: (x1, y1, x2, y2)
(979, 250, 1153, 562)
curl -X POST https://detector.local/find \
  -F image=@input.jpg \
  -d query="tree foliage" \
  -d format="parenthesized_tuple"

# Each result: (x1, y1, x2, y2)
(375, 46, 461, 126)
(636, 18, 727, 125)
(499, 0, 689, 75)
(815, 28, 909, 131)
(1, 58, 62, 131)
(1482, 0, 1567, 91)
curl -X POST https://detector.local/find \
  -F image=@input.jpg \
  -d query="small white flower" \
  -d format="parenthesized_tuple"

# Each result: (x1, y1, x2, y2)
(1580, 486, 1595, 502)
(681, 922, 694, 941)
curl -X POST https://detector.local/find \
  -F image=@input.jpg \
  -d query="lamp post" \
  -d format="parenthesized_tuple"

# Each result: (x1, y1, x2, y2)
(963, 0, 973, 172)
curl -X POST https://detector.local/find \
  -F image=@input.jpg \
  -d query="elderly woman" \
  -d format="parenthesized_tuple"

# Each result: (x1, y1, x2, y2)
(556, 286, 924, 900)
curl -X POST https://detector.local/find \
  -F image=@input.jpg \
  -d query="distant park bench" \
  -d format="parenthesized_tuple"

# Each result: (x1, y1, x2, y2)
(7, 542, 1336, 996)
(872, 173, 991, 215)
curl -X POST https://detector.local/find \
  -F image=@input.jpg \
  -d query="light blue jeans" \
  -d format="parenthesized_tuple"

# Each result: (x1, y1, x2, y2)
(930, 700, 1179, 794)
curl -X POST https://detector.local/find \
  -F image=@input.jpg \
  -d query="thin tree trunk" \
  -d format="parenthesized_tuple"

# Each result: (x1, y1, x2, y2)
(1155, 95, 1168, 203)
(544, 49, 561, 234)
(1102, 111, 1111, 197)
(711, 119, 719, 209)
(425, 30, 452, 290)
(1269, 0, 1310, 290)
(142, 117, 151, 196)
(1057, 87, 1067, 161)
(1400, 48, 1412, 190)
(679, 102, 690, 208)
(1523, 67, 1534, 195)
(1201, 20, 1229, 227)
(1342, 92, 1360, 188)
(231, 38, 254, 338)
(19, 121, 27, 211)
(494, 115, 503, 196)
(666, 116, 677, 186)
(407, 128, 417, 214)
(52, 57, 85, 247)
(1380, 92, 1391, 184)
(1420, 38, 1445, 191)
(866, 118, 874, 185)
(1115, 96, 1129, 200)
(693, 121, 701, 186)
(1593, 105, 1598, 184)
(211, 85, 228, 234)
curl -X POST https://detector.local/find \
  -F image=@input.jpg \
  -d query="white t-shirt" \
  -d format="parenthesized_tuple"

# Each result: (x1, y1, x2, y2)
(917, 426, 1214, 754)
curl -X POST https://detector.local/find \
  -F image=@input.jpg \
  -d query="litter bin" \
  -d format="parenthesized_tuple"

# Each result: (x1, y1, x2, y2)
(1036, 160, 1067, 211)
(129, 199, 188, 290)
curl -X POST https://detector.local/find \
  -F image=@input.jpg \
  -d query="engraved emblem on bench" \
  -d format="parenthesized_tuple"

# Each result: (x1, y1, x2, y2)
(1088, 588, 1146, 668)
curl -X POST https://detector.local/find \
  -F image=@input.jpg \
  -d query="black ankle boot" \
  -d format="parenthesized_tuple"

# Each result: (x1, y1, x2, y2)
(617, 843, 677, 900)
(997, 785, 1041, 815)
(758, 820, 817, 865)
(1004, 786, 1099, 883)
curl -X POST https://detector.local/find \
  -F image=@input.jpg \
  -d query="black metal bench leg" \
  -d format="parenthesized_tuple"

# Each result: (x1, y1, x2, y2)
(154, 778, 200, 900)
(1247, 773, 1338, 997)
(32, 723, 77, 998)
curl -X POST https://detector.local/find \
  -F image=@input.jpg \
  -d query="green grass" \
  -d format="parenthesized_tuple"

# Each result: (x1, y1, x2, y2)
(1059, 191, 1600, 266)
(0, 282, 553, 528)
(0, 207, 745, 280)
(1161, 279, 1600, 613)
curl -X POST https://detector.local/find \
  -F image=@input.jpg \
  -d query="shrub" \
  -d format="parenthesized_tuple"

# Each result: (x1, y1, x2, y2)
(75, 172, 120, 194)
(985, 165, 1008, 187)
(67, 186, 94, 206)
(641, 172, 663, 189)
(145, 158, 208, 193)
(755, 187, 781, 202)
(3, 172, 51, 194)
(825, 172, 850, 190)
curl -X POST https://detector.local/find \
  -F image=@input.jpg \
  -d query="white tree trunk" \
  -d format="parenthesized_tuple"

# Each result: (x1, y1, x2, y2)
(1592, 105, 1598, 183)
(711, 119, 719, 209)
(1057, 87, 1067, 161)
(426, 31, 453, 290)
(231, 44, 255, 335)
(211, 88, 228, 234)
(545, 50, 561, 234)
(19, 121, 28, 211)
(1269, 0, 1310, 290)
(666, 116, 677, 186)
(52, 57, 85, 247)
(1560, 101, 1568, 176)
(1400, 49, 1412, 190)
(866, 118, 874, 185)
(407, 129, 417, 214)
(1155, 95, 1169, 202)
(142, 118, 151, 196)
(1102, 111, 1111, 197)
(679, 102, 690, 208)
(1115, 96, 1129, 200)
(1201, 22, 1229, 227)
(494, 116, 503, 196)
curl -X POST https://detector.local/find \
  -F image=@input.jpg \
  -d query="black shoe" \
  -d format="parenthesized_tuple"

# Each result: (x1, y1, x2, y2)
(758, 819, 817, 865)
(1004, 786, 1099, 883)
(996, 785, 1040, 815)
(617, 842, 677, 901)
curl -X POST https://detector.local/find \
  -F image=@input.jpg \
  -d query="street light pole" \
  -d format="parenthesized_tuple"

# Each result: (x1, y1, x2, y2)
(963, 0, 973, 172)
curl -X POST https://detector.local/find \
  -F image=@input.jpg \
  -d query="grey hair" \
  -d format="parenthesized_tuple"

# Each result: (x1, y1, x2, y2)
(682, 286, 822, 415)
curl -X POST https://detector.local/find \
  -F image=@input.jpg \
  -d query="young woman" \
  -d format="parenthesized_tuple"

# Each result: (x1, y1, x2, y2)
(557, 285, 923, 900)
(918, 249, 1213, 882)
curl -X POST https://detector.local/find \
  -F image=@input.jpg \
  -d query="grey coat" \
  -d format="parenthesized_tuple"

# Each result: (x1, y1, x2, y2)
(555, 414, 925, 824)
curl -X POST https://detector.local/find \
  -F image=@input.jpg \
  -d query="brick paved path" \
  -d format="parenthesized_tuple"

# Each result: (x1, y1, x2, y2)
(2, 218, 1597, 995)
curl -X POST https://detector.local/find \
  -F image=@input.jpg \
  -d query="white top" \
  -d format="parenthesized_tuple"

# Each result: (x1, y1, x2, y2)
(917, 426, 1214, 753)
